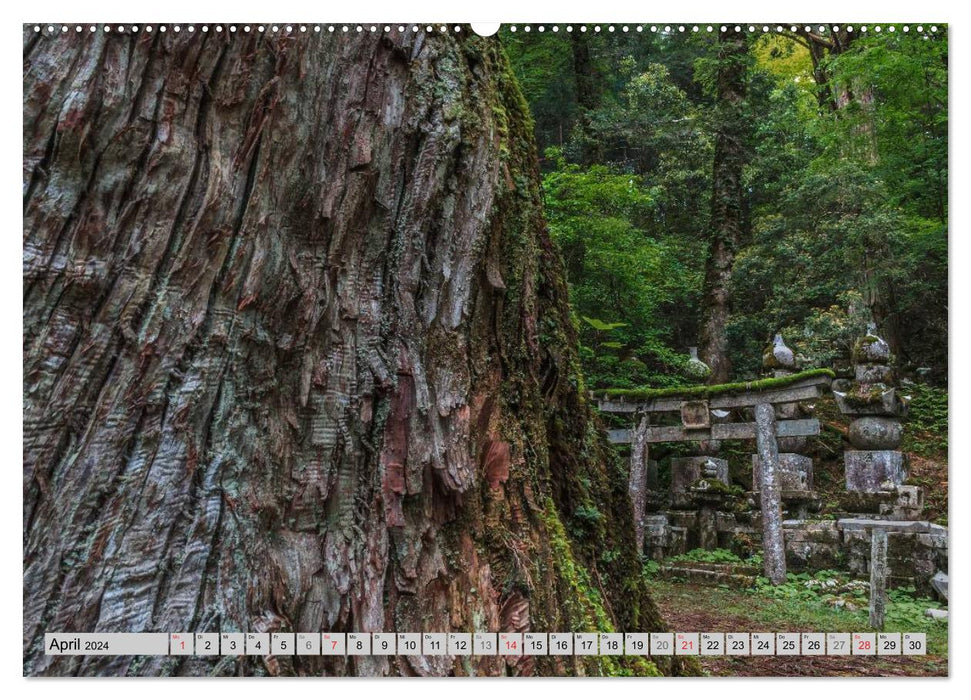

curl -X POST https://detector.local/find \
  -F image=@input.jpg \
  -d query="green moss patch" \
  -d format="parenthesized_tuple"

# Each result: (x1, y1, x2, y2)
(599, 368, 835, 401)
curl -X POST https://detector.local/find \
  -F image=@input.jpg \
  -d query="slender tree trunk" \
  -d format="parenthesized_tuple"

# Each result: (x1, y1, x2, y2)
(570, 32, 603, 165)
(23, 26, 680, 677)
(699, 29, 748, 384)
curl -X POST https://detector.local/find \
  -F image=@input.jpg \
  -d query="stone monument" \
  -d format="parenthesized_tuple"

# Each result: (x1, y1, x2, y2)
(752, 334, 817, 516)
(834, 325, 909, 493)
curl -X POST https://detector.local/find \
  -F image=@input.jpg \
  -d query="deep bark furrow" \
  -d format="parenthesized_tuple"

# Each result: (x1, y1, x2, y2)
(24, 28, 678, 677)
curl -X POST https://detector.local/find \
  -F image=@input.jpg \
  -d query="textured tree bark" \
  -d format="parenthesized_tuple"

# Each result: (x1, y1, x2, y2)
(23, 26, 682, 677)
(699, 29, 748, 385)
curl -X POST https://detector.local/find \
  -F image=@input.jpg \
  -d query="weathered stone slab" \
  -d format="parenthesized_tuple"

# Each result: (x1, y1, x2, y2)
(844, 450, 907, 492)
(680, 400, 710, 428)
(630, 418, 820, 444)
(849, 416, 903, 450)
(885, 485, 923, 519)
(931, 571, 948, 602)
(782, 519, 840, 544)
(785, 538, 841, 571)
(753, 453, 813, 492)
(668, 526, 687, 556)
(838, 518, 932, 533)
(780, 518, 947, 595)
(667, 510, 699, 530)
(670, 456, 729, 493)
(869, 528, 888, 629)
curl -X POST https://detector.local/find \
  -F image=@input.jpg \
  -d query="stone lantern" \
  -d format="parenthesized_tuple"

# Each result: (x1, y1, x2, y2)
(752, 333, 817, 516)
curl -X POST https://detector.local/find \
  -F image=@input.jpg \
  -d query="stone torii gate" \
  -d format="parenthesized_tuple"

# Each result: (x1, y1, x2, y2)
(595, 369, 833, 585)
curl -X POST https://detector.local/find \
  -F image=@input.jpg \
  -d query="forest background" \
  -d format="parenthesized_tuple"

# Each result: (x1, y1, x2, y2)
(503, 25, 947, 394)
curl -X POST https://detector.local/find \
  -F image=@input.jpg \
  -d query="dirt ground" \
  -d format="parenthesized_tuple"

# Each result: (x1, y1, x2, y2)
(651, 582, 947, 677)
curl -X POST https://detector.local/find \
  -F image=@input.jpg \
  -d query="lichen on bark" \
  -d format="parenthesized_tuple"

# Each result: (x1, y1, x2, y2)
(23, 25, 683, 677)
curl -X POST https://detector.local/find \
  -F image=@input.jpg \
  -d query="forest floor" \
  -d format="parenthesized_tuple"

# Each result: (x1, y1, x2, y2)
(649, 580, 948, 677)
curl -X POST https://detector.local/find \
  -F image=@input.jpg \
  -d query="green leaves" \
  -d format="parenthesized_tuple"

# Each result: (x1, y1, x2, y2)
(581, 316, 628, 332)
(504, 27, 946, 390)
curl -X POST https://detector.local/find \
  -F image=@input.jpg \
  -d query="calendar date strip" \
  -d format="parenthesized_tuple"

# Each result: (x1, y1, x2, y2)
(45, 631, 927, 657)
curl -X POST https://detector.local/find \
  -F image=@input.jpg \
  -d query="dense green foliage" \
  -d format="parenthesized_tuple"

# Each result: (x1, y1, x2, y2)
(503, 27, 947, 390)
(902, 382, 949, 455)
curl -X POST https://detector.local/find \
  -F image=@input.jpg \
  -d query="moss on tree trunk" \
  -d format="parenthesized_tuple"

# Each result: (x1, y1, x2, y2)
(23, 26, 686, 677)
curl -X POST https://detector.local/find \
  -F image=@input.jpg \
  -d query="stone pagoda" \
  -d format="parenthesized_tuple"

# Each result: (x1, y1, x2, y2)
(833, 324, 910, 494)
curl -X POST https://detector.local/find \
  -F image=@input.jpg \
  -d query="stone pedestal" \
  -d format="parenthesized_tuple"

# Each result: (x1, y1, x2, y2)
(670, 456, 729, 493)
(844, 450, 907, 493)
(888, 485, 923, 519)
(848, 416, 902, 450)
(643, 514, 670, 560)
(752, 453, 813, 492)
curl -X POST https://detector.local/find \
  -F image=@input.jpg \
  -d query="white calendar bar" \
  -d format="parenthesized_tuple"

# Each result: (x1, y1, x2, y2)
(297, 632, 320, 655)
(499, 632, 523, 656)
(195, 633, 219, 655)
(827, 632, 850, 655)
(575, 632, 598, 655)
(524, 632, 548, 655)
(878, 632, 901, 656)
(474, 632, 498, 655)
(44, 633, 169, 656)
(372, 633, 396, 655)
(752, 632, 775, 655)
(245, 633, 269, 655)
(726, 632, 749, 655)
(675, 632, 699, 656)
(347, 632, 371, 655)
(853, 633, 876, 656)
(44, 631, 934, 657)
(272, 632, 295, 655)
(801, 633, 825, 656)
(903, 633, 926, 655)
(700, 632, 724, 656)
(448, 632, 472, 656)
(776, 632, 800, 656)
(170, 632, 193, 655)
(549, 632, 572, 655)
(624, 633, 649, 655)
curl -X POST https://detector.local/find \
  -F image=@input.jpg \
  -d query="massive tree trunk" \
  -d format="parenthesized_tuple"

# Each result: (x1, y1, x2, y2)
(23, 26, 681, 677)
(699, 29, 749, 384)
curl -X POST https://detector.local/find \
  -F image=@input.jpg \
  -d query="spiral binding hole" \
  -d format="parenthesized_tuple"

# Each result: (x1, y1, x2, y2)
(27, 23, 939, 37)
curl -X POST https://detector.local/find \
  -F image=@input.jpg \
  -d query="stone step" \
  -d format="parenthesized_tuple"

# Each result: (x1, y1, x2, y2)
(658, 563, 759, 588)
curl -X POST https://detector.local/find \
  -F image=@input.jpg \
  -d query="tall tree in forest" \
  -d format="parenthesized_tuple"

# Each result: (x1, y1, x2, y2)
(23, 28, 683, 677)
(699, 29, 750, 383)
(570, 31, 604, 165)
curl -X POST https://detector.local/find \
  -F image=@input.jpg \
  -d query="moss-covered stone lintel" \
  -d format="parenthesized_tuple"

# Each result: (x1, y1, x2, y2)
(596, 368, 835, 412)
